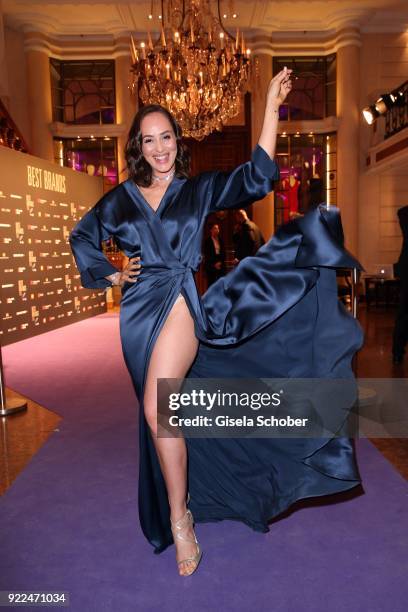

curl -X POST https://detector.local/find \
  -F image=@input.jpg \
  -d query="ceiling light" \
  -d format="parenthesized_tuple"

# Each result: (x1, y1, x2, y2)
(130, 0, 252, 140)
(375, 94, 395, 115)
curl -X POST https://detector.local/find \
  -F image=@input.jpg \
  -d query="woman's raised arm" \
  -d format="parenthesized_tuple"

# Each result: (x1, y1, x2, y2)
(205, 67, 293, 213)
(258, 66, 293, 159)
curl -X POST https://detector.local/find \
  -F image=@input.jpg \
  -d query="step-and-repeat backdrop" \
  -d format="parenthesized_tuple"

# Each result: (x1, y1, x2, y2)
(0, 146, 107, 346)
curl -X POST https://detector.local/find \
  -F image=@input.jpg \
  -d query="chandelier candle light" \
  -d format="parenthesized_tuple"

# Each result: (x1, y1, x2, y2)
(130, 0, 252, 140)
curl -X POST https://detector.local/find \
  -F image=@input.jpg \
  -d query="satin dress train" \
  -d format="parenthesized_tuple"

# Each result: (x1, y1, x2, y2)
(69, 145, 363, 553)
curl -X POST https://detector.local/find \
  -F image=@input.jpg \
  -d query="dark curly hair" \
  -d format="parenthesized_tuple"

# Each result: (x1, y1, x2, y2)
(125, 104, 190, 186)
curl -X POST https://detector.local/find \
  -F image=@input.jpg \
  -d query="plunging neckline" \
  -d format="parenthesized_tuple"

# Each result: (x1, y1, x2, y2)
(133, 180, 176, 216)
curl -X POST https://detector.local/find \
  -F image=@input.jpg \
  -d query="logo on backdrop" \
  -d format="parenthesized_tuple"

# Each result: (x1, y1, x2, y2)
(27, 165, 67, 193)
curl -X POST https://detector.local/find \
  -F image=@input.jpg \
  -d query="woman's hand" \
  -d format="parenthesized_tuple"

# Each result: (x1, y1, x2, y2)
(258, 67, 292, 158)
(266, 67, 293, 108)
(108, 256, 142, 287)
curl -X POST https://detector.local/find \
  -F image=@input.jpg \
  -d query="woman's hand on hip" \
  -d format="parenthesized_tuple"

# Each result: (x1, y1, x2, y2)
(108, 257, 142, 287)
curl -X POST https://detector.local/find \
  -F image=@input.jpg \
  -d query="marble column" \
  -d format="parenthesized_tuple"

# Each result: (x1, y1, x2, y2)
(24, 32, 54, 161)
(115, 37, 137, 181)
(336, 28, 361, 254)
(251, 53, 275, 241)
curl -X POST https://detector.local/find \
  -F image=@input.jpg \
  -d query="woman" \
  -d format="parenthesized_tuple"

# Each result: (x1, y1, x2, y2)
(69, 67, 363, 576)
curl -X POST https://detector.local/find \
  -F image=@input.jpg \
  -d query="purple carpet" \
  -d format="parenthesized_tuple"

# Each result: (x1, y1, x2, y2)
(1, 313, 407, 612)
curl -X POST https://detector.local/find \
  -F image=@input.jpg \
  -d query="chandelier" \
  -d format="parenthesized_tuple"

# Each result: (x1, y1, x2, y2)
(129, 0, 252, 140)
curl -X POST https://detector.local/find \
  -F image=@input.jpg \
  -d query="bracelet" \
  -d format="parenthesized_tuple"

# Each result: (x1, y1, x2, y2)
(110, 271, 122, 286)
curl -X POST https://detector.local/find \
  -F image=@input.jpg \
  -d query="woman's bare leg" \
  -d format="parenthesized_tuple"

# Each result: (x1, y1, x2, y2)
(143, 295, 199, 575)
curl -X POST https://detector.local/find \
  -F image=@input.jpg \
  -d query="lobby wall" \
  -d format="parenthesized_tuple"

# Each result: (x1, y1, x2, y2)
(2, 22, 408, 276)
(359, 31, 408, 270)
(3, 26, 30, 149)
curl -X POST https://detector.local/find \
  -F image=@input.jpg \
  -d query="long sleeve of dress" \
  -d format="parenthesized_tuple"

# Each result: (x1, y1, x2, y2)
(69, 204, 119, 289)
(206, 144, 280, 213)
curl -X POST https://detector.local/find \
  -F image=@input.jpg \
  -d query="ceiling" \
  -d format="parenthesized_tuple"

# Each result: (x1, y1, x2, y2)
(3, 0, 408, 37)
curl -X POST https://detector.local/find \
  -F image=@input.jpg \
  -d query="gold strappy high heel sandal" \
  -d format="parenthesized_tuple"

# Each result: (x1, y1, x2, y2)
(170, 508, 202, 577)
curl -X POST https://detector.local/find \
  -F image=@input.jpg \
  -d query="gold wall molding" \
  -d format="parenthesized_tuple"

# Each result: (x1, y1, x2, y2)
(249, 27, 361, 57)
(23, 31, 131, 60)
(50, 122, 128, 139)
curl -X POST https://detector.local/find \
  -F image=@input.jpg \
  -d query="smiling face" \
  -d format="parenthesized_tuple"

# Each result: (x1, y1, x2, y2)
(140, 112, 178, 177)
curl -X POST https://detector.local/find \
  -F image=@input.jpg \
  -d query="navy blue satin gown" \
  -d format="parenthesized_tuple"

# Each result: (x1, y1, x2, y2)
(69, 145, 363, 554)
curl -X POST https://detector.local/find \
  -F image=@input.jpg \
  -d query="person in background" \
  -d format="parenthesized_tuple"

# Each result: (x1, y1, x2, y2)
(203, 222, 226, 286)
(232, 208, 265, 264)
(309, 176, 324, 209)
(392, 205, 408, 364)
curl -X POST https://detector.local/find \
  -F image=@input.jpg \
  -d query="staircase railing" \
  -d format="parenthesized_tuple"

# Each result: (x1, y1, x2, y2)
(384, 80, 408, 139)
